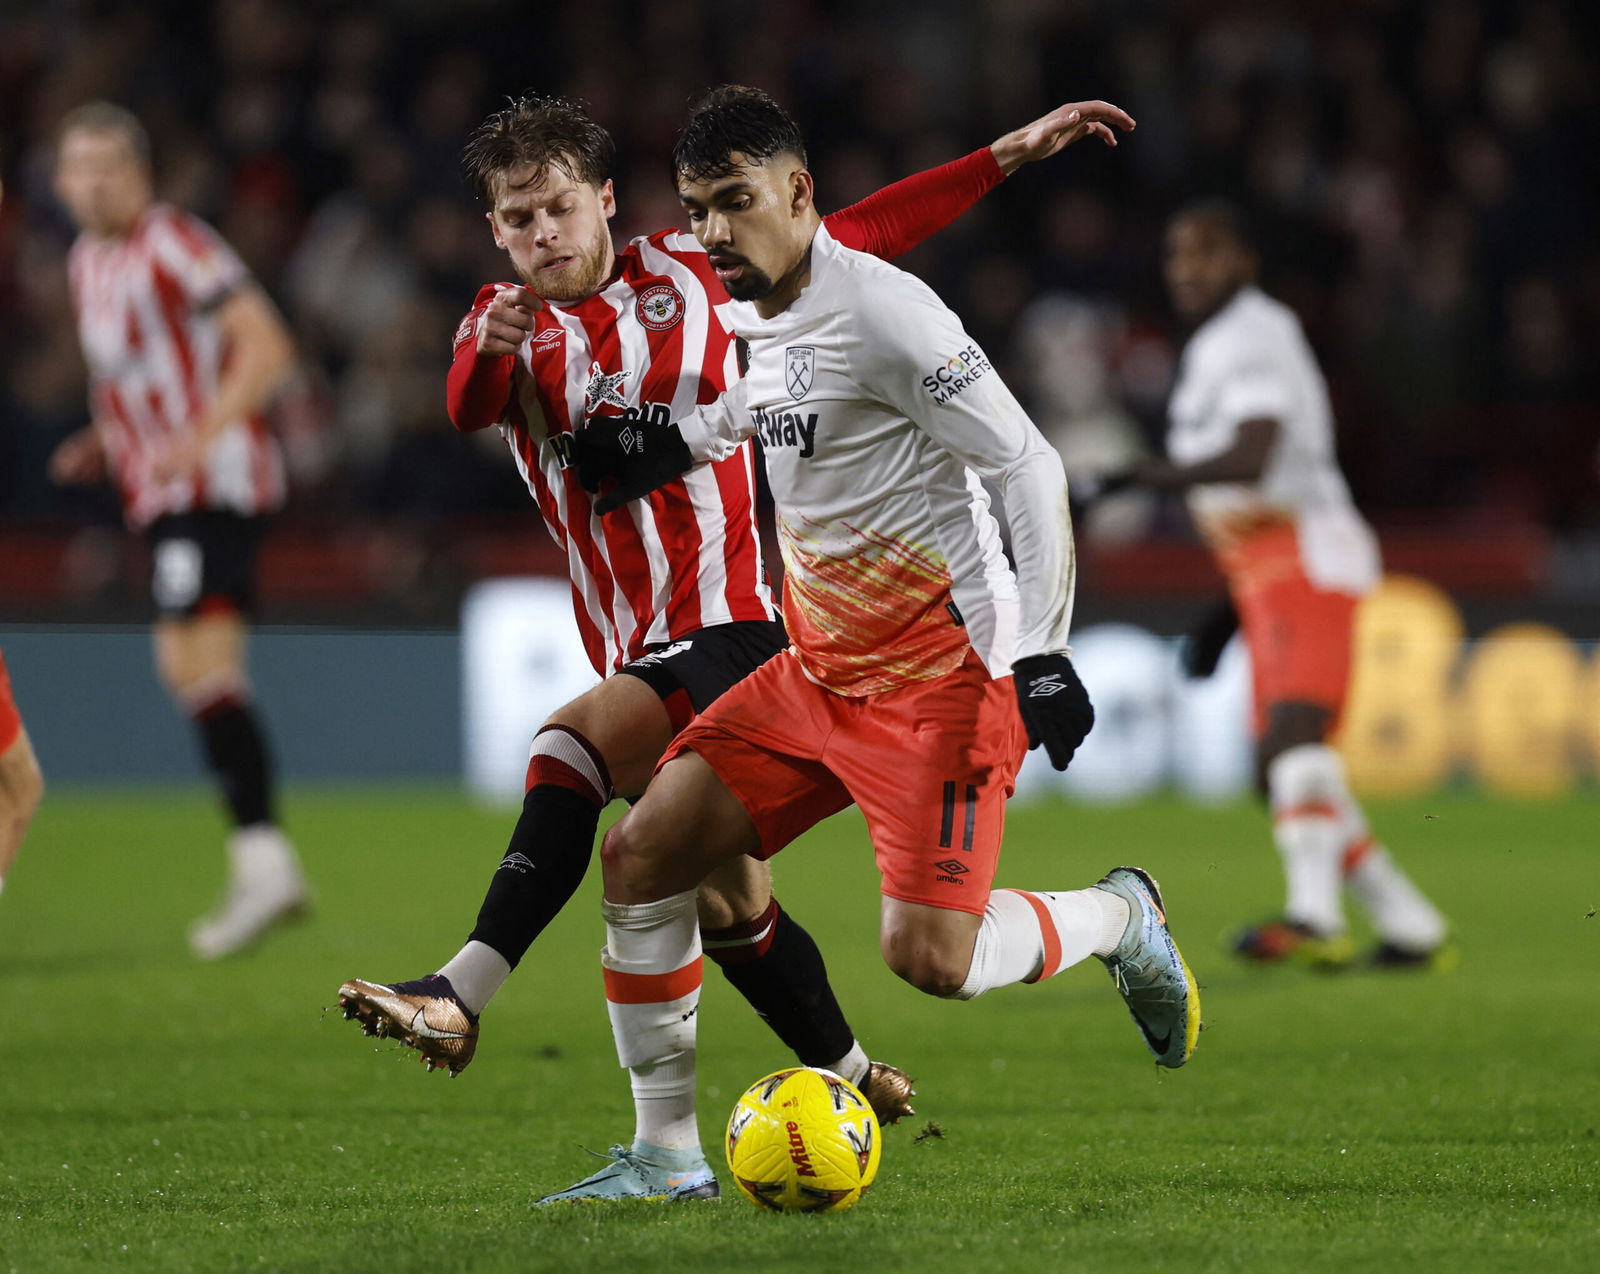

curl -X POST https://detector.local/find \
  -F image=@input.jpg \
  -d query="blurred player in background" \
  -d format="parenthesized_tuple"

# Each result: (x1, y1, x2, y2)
(0, 180, 45, 896)
(0, 650, 44, 898)
(335, 91, 1131, 1120)
(538, 85, 1194, 1204)
(47, 102, 307, 959)
(1099, 199, 1450, 969)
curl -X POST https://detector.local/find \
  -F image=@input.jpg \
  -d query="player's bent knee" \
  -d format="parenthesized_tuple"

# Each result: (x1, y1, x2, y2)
(599, 812, 676, 896)
(881, 943, 970, 998)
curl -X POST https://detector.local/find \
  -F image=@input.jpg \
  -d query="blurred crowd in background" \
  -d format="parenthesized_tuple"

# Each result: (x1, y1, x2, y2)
(1, 0, 1597, 611)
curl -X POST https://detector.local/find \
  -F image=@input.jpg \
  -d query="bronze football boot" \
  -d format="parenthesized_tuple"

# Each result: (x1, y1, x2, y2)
(858, 1061, 916, 1125)
(336, 974, 479, 1076)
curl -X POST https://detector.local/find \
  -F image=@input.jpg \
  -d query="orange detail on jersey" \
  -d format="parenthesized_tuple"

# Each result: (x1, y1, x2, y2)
(1011, 890, 1063, 983)
(1195, 506, 1298, 567)
(777, 513, 968, 696)
(603, 956, 703, 1005)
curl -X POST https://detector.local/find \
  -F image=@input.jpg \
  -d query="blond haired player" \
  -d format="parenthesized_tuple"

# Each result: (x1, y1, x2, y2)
(543, 86, 1198, 1204)
(1095, 199, 1450, 968)
(47, 103, 307, 957)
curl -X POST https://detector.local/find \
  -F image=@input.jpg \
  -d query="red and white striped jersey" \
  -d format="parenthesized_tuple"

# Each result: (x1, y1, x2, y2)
(447, 148, 1007, 676)
(68, 202, 286, 528)
(457, 229, 773, 674)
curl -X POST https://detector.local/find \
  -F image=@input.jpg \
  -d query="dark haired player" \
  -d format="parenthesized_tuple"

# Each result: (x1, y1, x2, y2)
(542, 85, 1195, 1204)
(47, 103, 306, 958)
(1089, 200, 1450, 968)
(335, 92, 1135, 1131)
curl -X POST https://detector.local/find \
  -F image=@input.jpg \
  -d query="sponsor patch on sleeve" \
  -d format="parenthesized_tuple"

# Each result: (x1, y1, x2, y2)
(921, 343, 993, 405)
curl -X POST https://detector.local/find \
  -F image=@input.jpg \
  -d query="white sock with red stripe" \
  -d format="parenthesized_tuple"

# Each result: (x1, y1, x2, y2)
(1268, 744, 1349, 936)
(1338, 809, 1448, 952)
(602, 890, 704, 1153)
(951, 887, 1127, 999)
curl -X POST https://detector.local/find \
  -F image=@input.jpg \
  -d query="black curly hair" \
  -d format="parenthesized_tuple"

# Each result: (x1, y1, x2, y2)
(670, 85, 807, 185)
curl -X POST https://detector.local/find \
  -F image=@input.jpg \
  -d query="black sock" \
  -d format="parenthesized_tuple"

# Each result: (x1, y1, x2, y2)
(704, 898, 856, 1067)
(194, 699, 275, 828)
(467, 782, 603, 967)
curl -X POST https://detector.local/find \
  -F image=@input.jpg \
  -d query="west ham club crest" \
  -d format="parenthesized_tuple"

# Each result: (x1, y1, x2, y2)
(785, 345, 815, 401)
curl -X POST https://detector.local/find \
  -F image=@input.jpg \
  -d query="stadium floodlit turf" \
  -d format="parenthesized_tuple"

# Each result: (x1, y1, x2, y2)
(2, 787, 1596, 1273)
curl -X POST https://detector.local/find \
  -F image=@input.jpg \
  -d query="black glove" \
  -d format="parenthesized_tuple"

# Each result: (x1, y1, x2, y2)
(1179, 596, 1239, 679)
(1012, 652, 1095, 771)
(567, 415, 694, 514)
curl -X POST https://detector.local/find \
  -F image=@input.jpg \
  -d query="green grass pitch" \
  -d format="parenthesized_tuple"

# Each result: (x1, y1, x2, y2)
(2, 787, 1596, 1273)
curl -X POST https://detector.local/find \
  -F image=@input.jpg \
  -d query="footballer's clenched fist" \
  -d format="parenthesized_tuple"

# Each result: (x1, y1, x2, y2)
(477, 284, 543, 356)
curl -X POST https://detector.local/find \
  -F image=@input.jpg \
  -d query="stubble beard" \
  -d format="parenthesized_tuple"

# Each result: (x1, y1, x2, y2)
(722, 264, 776, 302)
(517, 225, 612, 303)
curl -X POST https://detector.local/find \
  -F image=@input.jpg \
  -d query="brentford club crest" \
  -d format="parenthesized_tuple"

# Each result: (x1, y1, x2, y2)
(635, 284, 685, 331)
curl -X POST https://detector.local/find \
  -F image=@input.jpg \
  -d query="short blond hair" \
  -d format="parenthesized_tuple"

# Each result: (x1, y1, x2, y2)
(58, 100, 151, 165)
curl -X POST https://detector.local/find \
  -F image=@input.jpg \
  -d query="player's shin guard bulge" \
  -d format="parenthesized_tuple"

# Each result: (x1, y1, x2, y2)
(604, 892, 704, 1071)
(1267, 744, 1350, 940)
(603, 891, 704, 1151)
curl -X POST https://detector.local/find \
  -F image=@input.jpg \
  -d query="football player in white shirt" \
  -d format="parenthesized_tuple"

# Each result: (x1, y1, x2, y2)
(1098, 200, 1449, 970)
(537, 86, 1200, 1204)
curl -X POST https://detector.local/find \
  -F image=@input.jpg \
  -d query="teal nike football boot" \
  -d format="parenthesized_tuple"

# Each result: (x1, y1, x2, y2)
(535, 1142, 719, 1205)
(1094, 866, 1201, 1068)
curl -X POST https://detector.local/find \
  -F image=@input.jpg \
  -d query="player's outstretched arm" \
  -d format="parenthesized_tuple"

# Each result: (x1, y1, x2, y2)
(989, 100, 1136, 173)
(824, 99, 1133, 261)
(1135, 417, 1279, 490)
(573, 379, 755, 515)
(446, 284, 539, 432)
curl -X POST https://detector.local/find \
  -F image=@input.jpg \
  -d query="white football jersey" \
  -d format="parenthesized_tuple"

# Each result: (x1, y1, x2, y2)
(1167, 284, 1379, 593)
(677, 226, 1074, 696)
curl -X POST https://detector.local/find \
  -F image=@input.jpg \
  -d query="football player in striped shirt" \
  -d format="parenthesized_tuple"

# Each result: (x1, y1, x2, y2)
(336, 92, 1133, 1126)
(47, 103, 307, 959)
(535, 85, 1193, 1204)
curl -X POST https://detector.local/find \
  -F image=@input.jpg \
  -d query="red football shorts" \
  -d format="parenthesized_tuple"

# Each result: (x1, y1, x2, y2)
(0, 650, 22, 754)
(660, 647, 1028, 915)
(1225, 526, 1359, 735)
